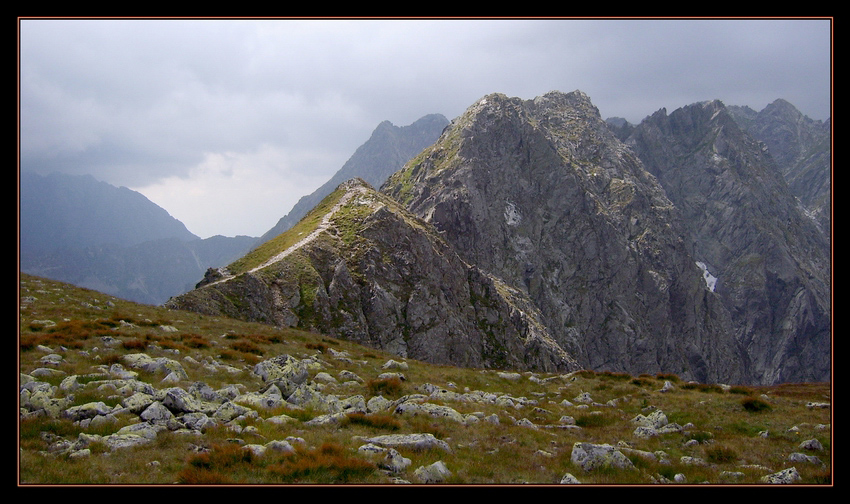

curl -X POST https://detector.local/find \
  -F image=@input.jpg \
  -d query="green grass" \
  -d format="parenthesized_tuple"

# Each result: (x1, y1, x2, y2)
(18, 273, 832, 486)
(227, 188, 346, 275)
(741, 396, 773, 412)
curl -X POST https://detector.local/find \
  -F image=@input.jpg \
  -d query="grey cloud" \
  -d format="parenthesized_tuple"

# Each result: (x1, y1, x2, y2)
(19, 18, 831, 236)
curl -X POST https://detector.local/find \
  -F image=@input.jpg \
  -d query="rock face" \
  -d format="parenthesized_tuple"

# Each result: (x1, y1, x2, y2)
(727, 99, 831, 242)
(624, 101, 831, 384)
(167, 179, 579, 373)
(383, 91, 747, 384)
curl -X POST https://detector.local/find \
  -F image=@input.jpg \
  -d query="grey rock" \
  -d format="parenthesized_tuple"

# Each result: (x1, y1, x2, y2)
(379, 448, 412, 473)
(560, 473, 581, 484)
(361, 433, 452, 453)
(414, 460, 451, 483)
(762, 467, 801, 484)
(570, 442, 636, 472)
(387, 91, 747, 384)
(160, 387, 216, 414)
(627, 100, 830, 384)
(799, 438, 824, 451)
(62, 401, 113, 422)
(788, 452, 823, 465)
(265, 439, 296, 454)
(140, 401, 174, 423)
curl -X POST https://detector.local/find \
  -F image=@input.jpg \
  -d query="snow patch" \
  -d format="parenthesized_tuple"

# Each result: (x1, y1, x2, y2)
(695, 262, 717, 292)
(504, 201, 522, 226)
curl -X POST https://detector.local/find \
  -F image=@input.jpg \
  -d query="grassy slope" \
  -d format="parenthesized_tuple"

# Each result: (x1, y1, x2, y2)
(226, 187, 347, 276)
(19, 274, 831, 485)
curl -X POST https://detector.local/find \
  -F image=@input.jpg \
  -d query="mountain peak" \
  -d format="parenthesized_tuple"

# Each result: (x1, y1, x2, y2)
(384, 90, 745, 383)
(254, 114, 448, 246)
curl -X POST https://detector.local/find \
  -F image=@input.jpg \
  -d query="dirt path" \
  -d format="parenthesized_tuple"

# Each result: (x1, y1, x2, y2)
(199, 185, 365, 289)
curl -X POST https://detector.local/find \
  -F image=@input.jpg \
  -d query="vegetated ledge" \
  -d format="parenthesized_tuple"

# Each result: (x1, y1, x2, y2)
(19, 273, 831, 485)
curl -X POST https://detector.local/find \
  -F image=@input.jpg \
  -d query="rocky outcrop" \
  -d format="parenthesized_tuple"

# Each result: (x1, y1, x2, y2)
(166, 179, 579, 373)
(625, 101, 831, 384)
(383, 91, 747, 384)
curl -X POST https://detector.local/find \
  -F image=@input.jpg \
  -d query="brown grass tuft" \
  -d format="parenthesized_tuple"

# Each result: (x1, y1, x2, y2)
(265, 442, 376, 483)
(343, 412, 401, 431)
(121, 338, 148, 350)
(367, 376, 404, 397)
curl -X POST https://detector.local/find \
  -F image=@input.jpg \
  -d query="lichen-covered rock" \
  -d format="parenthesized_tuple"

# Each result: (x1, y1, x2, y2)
(393, 401, 466, 423)
(123, 354, 188, 380)
(140, 401, 174, 423)
(414, 460, 451, 483)
(367, 395, 394, 413)
(122, 392, 156, 414)
(379, 448, 411, 473)
(762, 467, 801, 484)
(631, 409, 668, 429)
(159, 387, 216, 414)
(62, 401, 113, 422)
(361, 433, 452, 453)
(212, 401, 251, 422)
(788, 452, 823, 466)
(560, 473, 582, 484)
(570, 442, 636, 472)
(265, 439, 296, 454)
(799, 438, 824, 451)
(252, 355, 309, 385)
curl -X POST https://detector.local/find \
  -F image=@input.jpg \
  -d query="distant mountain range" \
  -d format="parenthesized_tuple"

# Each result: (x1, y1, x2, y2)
(20, 172, 200, 253)
(19, 171, 256, 305)
(19, 92, 830, 385)
(19, 114, 449, 305)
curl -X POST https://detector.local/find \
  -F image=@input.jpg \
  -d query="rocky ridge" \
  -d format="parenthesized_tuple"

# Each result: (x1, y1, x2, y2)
(727, 99, 831, 241)
(255, 114, 449, 247)
(166, 179, 579, 373)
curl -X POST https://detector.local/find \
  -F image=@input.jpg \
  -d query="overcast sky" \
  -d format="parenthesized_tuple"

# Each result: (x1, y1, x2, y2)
(19, 17, 832, 239)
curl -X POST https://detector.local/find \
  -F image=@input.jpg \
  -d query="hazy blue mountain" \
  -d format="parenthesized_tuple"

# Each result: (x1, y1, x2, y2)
(19, 171, 256, 305)
(255, 113, 449, 246)
(20, 171, 199, 255)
